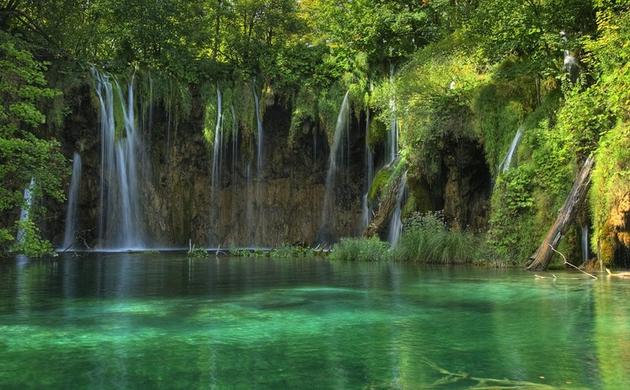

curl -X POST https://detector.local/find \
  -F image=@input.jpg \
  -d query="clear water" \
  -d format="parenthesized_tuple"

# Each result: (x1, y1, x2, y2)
(1, 254, 629, 389)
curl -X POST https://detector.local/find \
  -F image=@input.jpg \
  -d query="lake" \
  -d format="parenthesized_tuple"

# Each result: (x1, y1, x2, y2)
(1, 253, 629, 388)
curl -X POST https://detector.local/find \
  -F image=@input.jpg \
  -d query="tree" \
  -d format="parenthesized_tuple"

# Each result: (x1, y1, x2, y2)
(0, 33, 67, 255)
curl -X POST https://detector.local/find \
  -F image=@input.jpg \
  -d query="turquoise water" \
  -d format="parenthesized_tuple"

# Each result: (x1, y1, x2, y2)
(1, 254, 629, 389)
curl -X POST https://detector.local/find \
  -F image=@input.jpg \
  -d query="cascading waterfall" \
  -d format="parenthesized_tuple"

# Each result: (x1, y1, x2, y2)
(16, 178, 35, 244)
(361, 109, 374, 230)
(252, 82, 265, 244)
(62, 153, 82, 249)
(245, 163, 255, 245)
(582, 225, 590, 262)
(387, 66, 399, 164)
(93, 69, 145, 250)
(499, 125, 524, 173)
(388, 172, 408, 246)
(560, 31, 577, 74)
(211, 86, 223, 195)
(253, 83, 264, 177)
(384, 67, 403, 240)
(209, 86, 224, 245)
(318, 91, 351, 242)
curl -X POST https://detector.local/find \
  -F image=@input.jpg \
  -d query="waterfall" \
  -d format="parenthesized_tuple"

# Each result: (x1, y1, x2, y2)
(92, 69, 145, 250)
(361, 109, 374, 230)
(253, 82, 264, 175)
(560, 31, 577, 74)
(388, 173, 408, 247)
(245, 163, 254, 245)
(211, 86, 223, 194)
(62, 153, 82, 249)
(387, 66, 399, 164)
(581, 225, 590, 262)
(499, 125, 524, 173)
(16, 178, 35, 244)
(318, 91, 351, 242)
(252, 82, 265, 244)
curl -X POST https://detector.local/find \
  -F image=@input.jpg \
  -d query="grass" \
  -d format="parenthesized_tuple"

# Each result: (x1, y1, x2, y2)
(393, 212, 480, 264)
(329, 237, 391, 262)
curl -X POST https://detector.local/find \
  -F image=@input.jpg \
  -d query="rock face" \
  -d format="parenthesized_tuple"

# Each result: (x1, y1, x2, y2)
(47, 79, 365, 248)
(441, 137, 491, 232)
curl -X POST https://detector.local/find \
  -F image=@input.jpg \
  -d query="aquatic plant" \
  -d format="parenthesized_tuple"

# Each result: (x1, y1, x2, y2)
(393, 212, 480, 264)
(330, 237, 390, 262)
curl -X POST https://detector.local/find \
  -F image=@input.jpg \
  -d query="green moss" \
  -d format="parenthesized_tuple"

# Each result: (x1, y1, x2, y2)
(368, 166, 393, 202)
(591, 121, 630, 263)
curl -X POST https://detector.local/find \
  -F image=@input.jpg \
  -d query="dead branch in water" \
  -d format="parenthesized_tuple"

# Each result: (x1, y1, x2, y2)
(421, 358, 557, 389)
(605, 268, 630, 278)
(548, 244, 597, 279)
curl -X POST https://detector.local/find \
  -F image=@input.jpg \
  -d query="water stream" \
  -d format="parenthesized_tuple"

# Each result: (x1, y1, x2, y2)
(16, 178, 35, 244)
(62, 153, 82, 249)
(319, 91, 351, 242)
(92, 69, 145, 250)
(499, 125, 524, 173)
(388, 172, 408, 246)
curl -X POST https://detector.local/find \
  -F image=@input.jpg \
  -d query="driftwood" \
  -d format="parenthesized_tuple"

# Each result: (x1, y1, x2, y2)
(421, 358, 557, 389)
(363, 169, 406, 238)
(606, 268, 630, 278)
(526, 156, 595, 271)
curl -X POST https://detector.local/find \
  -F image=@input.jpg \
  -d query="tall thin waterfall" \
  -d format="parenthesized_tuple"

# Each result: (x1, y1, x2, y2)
(245, 163, 254, 245)
(93, 69, 145, 250)
(388, 172, 408, 246)
(560, 31, 577, 74)
(62, 153, 82, 249)
(253, 82, 264, 175)
(252, 82, 265, 244)
(211, 86, 223, 193)
(499, 125, 524, 173)
(387, 66, 399, 164)
(361, 109, 374, 230)
(319, 91, 351, 242)
(16, 178, 35, 244)
(581, 225, 590, 262)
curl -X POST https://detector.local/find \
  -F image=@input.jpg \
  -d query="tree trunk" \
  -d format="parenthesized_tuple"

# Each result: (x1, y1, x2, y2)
(364, 169, 405, 238)
(526, 156, 595, 271)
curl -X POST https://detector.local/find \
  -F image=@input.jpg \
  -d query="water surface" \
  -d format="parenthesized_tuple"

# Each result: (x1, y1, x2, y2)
(1, 253, 629, 388)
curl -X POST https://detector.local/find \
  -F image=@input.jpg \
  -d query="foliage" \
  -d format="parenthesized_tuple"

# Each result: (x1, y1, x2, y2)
(0, 33, 66, 254)
(393, 212, 480, 264)
(10, 219, 54, 257)
(187, 245, 209, 258)
(591, 121, 630, 263)
(269, 244, 316, 258)
(329, 237, 390, 262)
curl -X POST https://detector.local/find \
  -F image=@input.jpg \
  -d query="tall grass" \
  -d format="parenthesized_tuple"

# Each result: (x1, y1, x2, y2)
(393, 212, 480, 264)
(330, 237, 390, 262)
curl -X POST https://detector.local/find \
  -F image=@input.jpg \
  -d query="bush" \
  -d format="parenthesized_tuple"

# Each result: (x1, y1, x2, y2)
(270, 244, 317, 258)
(330, 237, 390, 262)
(187, 245, 208, 259)
(393, 212, 479, 264)
(11, 219, 54, 257)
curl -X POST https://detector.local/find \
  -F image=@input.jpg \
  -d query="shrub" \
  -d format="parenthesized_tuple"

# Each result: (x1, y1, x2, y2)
(187, 245, 208, 259)
(393, 212, 479, 264)
(269, 244, 315, 258)
(11, 219, 54, 257)
(330, 237, 390, 262)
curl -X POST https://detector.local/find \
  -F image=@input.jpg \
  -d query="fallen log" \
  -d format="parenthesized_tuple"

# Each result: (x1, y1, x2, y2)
(526, 156, 595, 271)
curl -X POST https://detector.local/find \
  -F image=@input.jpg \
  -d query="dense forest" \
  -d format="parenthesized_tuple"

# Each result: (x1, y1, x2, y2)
(2, 0, 630, 269)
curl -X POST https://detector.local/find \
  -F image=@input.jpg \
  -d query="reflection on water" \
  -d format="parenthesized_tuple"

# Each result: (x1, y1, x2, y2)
(1, 254, 629, 388)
